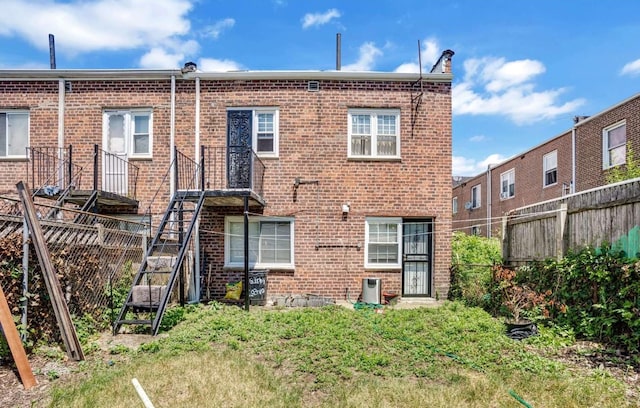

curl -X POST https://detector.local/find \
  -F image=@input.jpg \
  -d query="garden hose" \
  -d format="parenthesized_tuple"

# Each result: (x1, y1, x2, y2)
(509, 389, 533, 407)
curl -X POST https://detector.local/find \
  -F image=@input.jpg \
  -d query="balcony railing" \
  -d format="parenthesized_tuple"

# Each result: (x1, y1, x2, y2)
(93, 145, 140, 200)
(27, 146, 83, 195)
(201, 146, 265, 196)
(175, 147, 202, 191)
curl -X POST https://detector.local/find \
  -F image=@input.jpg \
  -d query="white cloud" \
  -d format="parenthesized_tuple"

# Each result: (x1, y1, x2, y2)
(394, 38, 440, 73)
(199, 57, 244, 72)
(469, 135, 486, 142)
(302, 8, 341, 29)
(138, 40, 199, 69)
(0, 0, 192, 54)
(453, 153, 507, 176)
(621, 58, 640, 76)
(203, 18, 235, 39)
(342, 42, 382, 71)
(453, 57, 585, 124)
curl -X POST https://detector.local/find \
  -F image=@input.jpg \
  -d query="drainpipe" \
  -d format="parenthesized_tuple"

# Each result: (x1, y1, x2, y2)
(58, 79, 65, 183)
(571, 125, 576, 193)
(170, 75, 176, 197)
(195, 77, 201, 163)
(193, 76, 202, 303)
(486, 164, 492, 238)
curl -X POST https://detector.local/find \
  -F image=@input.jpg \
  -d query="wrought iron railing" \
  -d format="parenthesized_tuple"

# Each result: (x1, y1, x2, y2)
(93, 144, 140, 200)
(201, 146, 265, 196)
(175, 147, 202, 191)
(27, 146, 83, 196)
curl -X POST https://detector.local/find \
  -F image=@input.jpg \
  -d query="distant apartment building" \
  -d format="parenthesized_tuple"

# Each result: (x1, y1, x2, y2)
(453, 92, 640, 237)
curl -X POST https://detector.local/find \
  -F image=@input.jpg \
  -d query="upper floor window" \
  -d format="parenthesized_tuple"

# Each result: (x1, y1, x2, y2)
(603, 121, 626, 169)
(500, 169, 515, 199)
(104, 110, 152, 158)
(452, 197, 458, 214)
(0, 111, 29, 158)
(228, 108, 279, 158)
(471, 185, 481, 209)
(365, 217, 402, 268)
(543, 150, 558, 187)
(225, 216, 294, 269)
(348, 109, 400, 159)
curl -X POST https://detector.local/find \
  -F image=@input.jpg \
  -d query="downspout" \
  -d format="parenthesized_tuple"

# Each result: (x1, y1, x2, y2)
(170, 75, 176, 196)
(195, 77, 200, 163)
(571, 125, 576, 193)
(58, 79, 65, 185)
(193, 76, 201, 303)
(486, 164, 492, 238)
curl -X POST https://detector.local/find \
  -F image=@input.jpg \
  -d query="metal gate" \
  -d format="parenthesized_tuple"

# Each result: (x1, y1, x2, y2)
(402, 219, 433, 297)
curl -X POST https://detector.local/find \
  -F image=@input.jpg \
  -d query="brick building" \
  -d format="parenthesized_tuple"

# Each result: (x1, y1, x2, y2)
(1, 50, 454, 308)
(453, 92, 640, 237)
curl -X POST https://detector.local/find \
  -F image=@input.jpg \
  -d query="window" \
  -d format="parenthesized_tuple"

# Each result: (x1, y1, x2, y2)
(471, 226, 481, 236)
(500, 169, 515, 199)
(228, 108, 279, 157)
(103, 110, 152, 158)
(225, 216, 294, 269)
(365, 217, 402, 268)
(603, 121, 626, 169)
(348, 109, 400, 158)
(543, 151, 558, 187)
(452, 197, 458, 214)
(471, 185, 481, 209)
(0, 111, 29, 158)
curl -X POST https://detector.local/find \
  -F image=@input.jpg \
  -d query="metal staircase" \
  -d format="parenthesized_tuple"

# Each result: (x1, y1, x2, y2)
(113, 190, 206, 335)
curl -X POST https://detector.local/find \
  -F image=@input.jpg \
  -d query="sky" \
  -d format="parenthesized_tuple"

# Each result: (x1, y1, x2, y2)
(1, 1, 640, 177)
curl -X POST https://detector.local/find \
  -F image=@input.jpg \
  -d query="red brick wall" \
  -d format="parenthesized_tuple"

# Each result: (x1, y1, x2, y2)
(195, 79, 452, 301)
(452, 131, 572, 237)
(575, 95, 640, 191)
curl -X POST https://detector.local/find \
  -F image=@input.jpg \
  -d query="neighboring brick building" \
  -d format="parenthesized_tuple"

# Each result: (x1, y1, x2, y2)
(453, 92, 640, 237)
(1, 50, 454, 304)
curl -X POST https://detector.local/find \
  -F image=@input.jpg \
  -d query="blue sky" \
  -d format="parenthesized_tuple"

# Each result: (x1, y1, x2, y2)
(2, 1, 640, 176)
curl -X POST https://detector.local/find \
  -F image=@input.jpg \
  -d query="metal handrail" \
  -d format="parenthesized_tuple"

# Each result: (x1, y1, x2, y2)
(201, 146, 265, 196)
(27, 146, 83, 196)
(93, 145, 140, 200)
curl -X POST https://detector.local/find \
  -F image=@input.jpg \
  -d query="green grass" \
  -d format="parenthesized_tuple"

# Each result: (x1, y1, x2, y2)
(49, 302, 632, 407)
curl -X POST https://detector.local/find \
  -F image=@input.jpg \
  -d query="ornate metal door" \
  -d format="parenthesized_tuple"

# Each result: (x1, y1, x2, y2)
(402, 219, 433, 297)
(227, 110, 252, 189)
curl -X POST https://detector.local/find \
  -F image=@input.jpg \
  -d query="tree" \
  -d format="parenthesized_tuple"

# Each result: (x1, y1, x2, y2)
(606, 144, 640, 184)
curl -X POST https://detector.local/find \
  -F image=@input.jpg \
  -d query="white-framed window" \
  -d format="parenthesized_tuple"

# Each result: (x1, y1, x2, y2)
(543, 150, 558, 187)
(471, 185, 481, 209)
(452, 197, 458, 214)
(500, 169, 515, 199)
(365, 217, 402, 268)
(224, 216, 294, 269)
(0, 111, 29, 158)
(471, 225, 481, 236)
(228, 108, 279, 157)
(603, 120, 626, 169)
(348, 109, 400, 159)
(103, 110, 152, 158)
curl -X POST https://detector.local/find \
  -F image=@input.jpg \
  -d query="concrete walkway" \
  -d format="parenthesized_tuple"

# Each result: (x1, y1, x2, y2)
(336, 297, 444, 310)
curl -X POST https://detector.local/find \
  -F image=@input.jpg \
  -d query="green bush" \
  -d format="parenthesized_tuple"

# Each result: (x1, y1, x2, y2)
(518, 246, 640, 352)
(449, 232, 502, 307)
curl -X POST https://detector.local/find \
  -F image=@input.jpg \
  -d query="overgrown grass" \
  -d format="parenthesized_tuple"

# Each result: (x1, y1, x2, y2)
(50, 302, 631, 407)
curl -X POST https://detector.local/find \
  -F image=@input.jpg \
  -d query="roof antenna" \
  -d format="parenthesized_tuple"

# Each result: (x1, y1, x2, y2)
(48, 34, 56, 69)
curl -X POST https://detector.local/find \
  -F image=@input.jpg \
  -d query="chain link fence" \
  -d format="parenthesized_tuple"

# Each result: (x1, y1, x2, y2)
(0, 195, 147, 343)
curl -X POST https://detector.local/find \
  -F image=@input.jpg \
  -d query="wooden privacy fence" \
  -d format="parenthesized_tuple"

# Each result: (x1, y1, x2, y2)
(502, 178, 640, 266)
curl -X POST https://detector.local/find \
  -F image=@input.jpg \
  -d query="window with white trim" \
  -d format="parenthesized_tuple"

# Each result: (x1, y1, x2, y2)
(543, 150, 557, 187)
(103, 110, 152, 158)
(348, 109, 400, 158)
(452, 197, 458, 214)
(500, 169, 515, 199)
(0, 111, 29, 158)
(603, 121, 626, 169)
(365, 217, 402, 268)
(228, 108, 279, 157)
(225, 216, 294, 269)
(471, 185, 481, 209)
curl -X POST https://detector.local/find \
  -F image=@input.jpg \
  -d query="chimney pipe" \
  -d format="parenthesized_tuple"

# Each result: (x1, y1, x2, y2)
(49, 34, 56, 69)
(336, 33, 341, 71)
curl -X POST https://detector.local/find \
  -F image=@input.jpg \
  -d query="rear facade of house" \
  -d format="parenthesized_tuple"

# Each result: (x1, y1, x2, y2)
(0, 59, 454, 305)
(452, 92, 640, 237)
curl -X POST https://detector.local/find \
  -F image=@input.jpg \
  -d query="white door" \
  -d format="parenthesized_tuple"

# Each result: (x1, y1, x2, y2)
(104, 112, 129, 196)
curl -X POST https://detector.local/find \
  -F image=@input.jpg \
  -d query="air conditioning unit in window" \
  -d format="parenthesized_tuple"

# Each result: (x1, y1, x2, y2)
(500, 192, 509, 199)
(464, 201, 473, 210)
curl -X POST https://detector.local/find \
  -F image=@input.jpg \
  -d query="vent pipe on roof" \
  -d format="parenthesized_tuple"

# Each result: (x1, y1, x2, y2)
(336, 33, 341, 71)
(48, 34, 56, 69)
